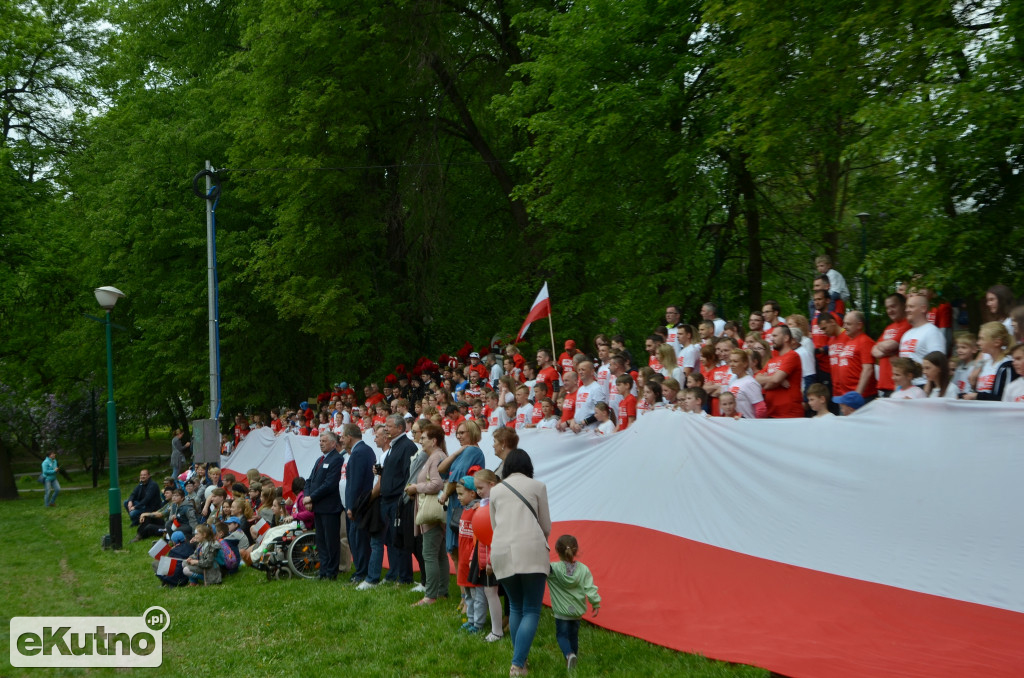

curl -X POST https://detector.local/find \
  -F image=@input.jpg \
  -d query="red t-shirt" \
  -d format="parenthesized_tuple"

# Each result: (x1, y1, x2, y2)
(536, 365, 560, 398)
(457, 506, 477, 588)
(617, 394, 637, 431)
(558, 352, 576, 376)
(709, 364, 731, 417)
(829, 332, 877, 398)
(365, 393, 384, 409)
(759, 351, 804, 418)
(928, 303, 953, 329)
(811, 316, 831, 376)
(648, 354, 663, 372)
(560, 390, 577, 423)
(270, 419, 284, 433)
(876, 320, 911, 391)
(512, 353, 526, 370)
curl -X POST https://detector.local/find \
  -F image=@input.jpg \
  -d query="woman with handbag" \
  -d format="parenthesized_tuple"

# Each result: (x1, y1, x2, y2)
(405, 423, 449, 606)
(489, 449, 551, 677)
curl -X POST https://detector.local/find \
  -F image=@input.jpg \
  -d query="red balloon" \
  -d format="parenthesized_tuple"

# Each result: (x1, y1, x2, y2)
(472, 504, 493, 546)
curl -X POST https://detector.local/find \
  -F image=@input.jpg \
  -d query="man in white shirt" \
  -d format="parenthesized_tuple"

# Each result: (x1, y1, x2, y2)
(569, 361, 607, 433)
(595, 344, 612, 398)
(701, 302, 726, 337)
(899, 294, 947, 365)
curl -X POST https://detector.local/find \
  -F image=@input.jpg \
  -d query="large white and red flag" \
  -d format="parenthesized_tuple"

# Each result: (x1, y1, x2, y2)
(515, 282, 551, 343)
(282, 440, 300, 500)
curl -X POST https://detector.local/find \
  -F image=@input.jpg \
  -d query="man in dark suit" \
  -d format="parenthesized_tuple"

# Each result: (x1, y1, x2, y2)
(305, 431, 344, 580)
(342, 424, 375, 584)
(380, 414, 415, 584)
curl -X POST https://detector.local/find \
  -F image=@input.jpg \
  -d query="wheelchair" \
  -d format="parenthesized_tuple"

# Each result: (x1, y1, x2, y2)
(251, 523, 319, 581)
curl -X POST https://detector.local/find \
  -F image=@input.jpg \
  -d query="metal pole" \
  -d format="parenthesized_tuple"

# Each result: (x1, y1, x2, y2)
(91, 387, 98, 488)
(205, 160, 220, 420)
(105, 310, 122, 550)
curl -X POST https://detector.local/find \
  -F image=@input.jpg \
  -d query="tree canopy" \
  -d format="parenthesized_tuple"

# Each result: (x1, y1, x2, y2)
(3, 0, 1023, 496)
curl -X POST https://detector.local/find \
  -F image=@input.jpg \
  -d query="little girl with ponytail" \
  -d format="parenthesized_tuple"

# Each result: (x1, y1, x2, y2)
(547, 535, 601, 670)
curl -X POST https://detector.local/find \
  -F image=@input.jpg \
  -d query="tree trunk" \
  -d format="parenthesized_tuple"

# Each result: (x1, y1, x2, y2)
(0, 441, 20, 500)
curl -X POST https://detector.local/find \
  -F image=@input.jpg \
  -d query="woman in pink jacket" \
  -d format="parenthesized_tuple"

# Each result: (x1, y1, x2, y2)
(489, 449, 551, 677)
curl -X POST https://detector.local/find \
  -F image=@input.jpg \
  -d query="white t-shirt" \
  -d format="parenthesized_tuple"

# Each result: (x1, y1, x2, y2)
(515, 403, 535, 430)
(899, 323, 947, 363)
(665, 325, 683, 355)
(489, 363, 504, 386)
(536, 415, 560, 430)
(826, 268, 851, 303)
(596, 363, 612, 397)
(713, 318, 726, 337)
(573, 380, 607, 426)
(796, 338, 816, 383)
(1002, 378, 1024, 403)
(891, 386, 926, 400)
(727, 373, 765, 419)
(974, 355, 1011, 395)
(951, 361, 976, 396)
(595, 420, 616, 436)
(678, 344, 701, 373)
(928, 384, 959, 399)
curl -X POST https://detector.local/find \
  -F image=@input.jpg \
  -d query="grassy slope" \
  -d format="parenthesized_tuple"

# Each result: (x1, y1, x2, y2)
(0, 469, 768, 678)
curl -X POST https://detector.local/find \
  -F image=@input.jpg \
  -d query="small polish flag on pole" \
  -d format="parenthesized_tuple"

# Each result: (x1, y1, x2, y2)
(253, 518, 271, 538)
(157, 557, 181, 576)
(149, 540, 172, 560)
(516, 282, 552, 344)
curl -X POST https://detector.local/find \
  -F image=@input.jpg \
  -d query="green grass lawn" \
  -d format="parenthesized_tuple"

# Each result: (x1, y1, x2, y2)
(0, 468, 768, 678)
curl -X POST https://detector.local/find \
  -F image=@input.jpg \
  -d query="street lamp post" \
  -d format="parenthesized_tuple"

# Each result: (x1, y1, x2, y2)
(94, 286, 125, 550)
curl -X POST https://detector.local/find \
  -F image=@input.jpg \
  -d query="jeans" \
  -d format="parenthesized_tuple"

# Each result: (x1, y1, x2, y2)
(44, 478, 60, 506)
(467, 586, 487, 629)
(500, 572, 547, 668)
(421, 526, 449, 599)
(555, 618, 580, 657)
(124, 502, 145, 525)
(348, 519, 370, 581)
(367, 534, 385, 584)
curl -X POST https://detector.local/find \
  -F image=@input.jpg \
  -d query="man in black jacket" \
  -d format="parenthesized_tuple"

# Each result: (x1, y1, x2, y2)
(305, 431, 344, 580)
(380, 414, 415, 584)
(343, 424, 375, 584)
(124, 469, 161, 525)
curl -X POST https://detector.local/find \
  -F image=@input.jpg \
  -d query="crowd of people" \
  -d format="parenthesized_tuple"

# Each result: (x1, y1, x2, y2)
(221, 264, 1021, 444)
(126, 258, 1021, 676)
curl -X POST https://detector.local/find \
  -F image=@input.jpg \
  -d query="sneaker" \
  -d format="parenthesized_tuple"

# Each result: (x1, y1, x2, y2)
(356, 581, 378, 591)
(484, 632, 503, 643)
(567, 654, 577, 670)
(459, 621, 476, 631)
(411, 583, 426, 593)
(465, 625, 481, 634)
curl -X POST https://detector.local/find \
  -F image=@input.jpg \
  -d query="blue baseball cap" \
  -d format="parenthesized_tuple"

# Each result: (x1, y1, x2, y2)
(835, 391, 865, 410)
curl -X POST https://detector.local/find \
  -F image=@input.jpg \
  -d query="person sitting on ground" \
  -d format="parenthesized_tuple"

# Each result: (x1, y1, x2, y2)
(165, 487, 199, 539)
(132, 487, 174, 542)
(214, 521, 241, 574)
(125, 469, 161, 526)
(184, 524, 222, 586)
(155, 531, 194, 588)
